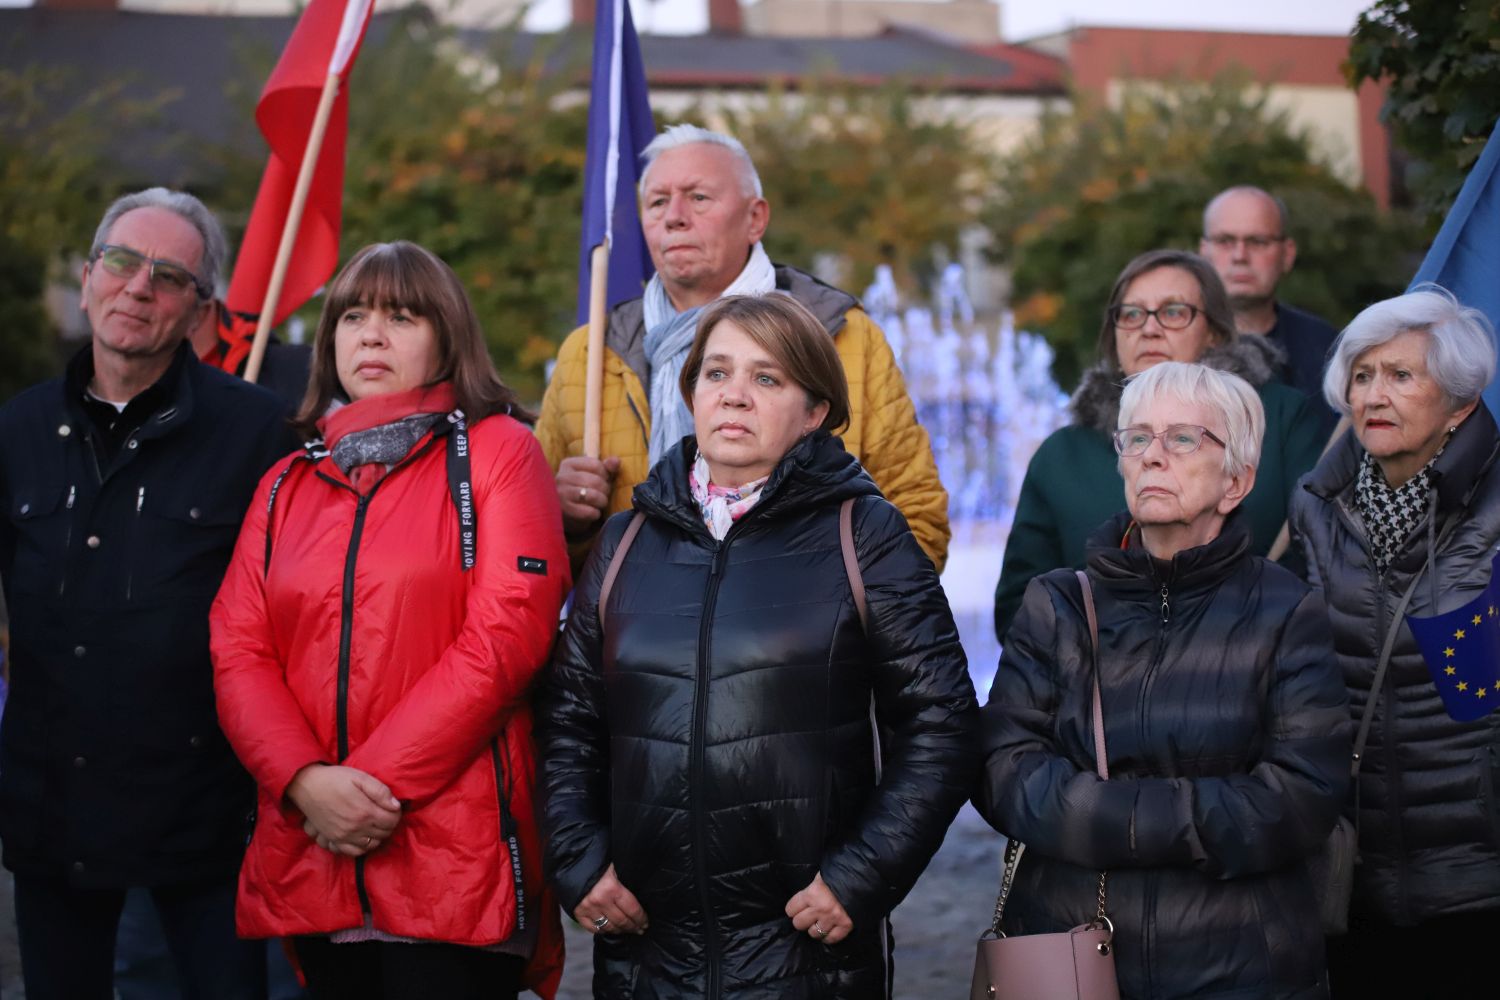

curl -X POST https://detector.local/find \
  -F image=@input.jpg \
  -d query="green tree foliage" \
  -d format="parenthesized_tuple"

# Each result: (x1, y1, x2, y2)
(708, 79, 990, 295)
(985, 78, 1417, 386)
(0, 64, 162, 400)
(1348, 0, 1500, 220)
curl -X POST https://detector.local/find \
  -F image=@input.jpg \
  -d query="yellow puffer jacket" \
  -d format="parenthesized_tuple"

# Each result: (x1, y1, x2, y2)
(535, 266, 950, 572)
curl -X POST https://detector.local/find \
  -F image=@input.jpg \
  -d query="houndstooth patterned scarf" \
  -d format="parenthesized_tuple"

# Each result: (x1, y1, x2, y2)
(1354, 450, 1436, 576)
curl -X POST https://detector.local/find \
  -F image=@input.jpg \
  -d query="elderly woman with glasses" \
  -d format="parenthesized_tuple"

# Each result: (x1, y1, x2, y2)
(994, 249, 1326, 641)
(976, 361, 1351, 999)
(1287, 286, 1500, 997)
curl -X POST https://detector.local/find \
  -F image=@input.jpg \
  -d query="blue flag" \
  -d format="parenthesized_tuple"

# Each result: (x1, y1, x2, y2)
(576, 0, 656, 325)
(1410, 122, 1500, 413)
(1404, 549, 1500, 722)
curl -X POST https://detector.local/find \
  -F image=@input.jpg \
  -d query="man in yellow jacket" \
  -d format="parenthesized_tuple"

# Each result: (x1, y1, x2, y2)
(536, 124, 949, 571)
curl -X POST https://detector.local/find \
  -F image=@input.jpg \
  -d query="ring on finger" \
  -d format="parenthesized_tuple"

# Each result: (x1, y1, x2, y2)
(813, 921, 827, 939)
(593, 915, 610, 931)
(578, 487, 587, 502)
(363, 835, 373, 847)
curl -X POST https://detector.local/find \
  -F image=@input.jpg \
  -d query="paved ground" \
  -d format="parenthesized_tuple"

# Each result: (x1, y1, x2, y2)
(553, 803, 1004, 999)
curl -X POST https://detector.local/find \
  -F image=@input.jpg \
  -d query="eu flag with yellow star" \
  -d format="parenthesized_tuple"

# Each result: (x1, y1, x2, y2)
(1405, 551, 1500, 722)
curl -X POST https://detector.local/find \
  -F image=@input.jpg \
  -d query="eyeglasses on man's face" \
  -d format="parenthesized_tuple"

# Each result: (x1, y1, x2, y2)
(91, 244, 208, 299)
(1201, 233, 1286, 253)
(1110, 303, 1200, 331)
(1113, 424, 1227, 458)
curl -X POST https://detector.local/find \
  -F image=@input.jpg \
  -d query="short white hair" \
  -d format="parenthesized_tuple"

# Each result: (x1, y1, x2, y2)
(639, 123, 764, 199)
(1118, 362, 1264, 478)
(1323, 284, 1496, 414)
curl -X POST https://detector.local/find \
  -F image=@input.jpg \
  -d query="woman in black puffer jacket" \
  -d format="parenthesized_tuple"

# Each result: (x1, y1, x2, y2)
(538, 294, 977, 999)
(1288, 287, 1500, 997)
(976, 361, 1351, 999)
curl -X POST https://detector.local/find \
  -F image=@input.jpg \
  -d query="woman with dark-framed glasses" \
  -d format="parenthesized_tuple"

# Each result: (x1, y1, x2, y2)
(975, 361, 1350, 999)
(994, 249, 1325, 641)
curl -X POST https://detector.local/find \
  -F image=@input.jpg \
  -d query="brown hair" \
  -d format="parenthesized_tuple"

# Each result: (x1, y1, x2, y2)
(293, 241, 529, 437)
(678, 294, 850, 434)
(1095, 249, 1236, 373)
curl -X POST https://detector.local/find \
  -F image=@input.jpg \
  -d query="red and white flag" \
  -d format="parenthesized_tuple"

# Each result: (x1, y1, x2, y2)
(226, 0, 374, 328)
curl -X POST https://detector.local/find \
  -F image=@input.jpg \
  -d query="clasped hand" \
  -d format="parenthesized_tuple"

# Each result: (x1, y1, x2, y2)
(287, 764, 402, 858)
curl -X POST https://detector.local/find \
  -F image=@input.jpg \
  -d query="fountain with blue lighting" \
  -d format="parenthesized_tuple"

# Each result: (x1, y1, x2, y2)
(864, 264, 1069, 696)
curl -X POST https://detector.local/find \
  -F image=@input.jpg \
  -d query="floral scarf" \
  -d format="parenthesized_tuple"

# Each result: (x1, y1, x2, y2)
(689, 450, 768, 540)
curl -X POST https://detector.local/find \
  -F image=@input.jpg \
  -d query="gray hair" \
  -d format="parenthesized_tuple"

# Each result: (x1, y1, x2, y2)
(1322, 284, 1496, 414)
(91, 187, 227, 297)
(1202, 185, 1290, 236)
(639, 123, 764, 199)
(1119, 361, 1265, 478)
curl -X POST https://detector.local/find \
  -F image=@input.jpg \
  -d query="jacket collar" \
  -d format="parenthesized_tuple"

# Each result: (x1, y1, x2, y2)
(63, 339, 198, 441)
(605, 264, 860, 389)
(1085, 508, 1252, 596)
(632, 429, 881, 539)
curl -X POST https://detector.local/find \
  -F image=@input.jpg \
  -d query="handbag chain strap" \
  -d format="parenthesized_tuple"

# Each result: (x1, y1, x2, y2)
(986, 573, 1112, 935)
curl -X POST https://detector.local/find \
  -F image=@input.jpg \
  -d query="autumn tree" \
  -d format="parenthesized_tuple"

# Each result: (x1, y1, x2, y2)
(0, 62, 167, 401)
(708, 79, 991, 295)
(1348, 0, 1500, 220)
(985, 77, 1417, 385)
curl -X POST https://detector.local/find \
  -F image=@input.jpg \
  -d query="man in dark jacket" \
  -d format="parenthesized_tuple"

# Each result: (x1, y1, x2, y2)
(0, 188, 299, 999)
(1200, 185, 1340, 426)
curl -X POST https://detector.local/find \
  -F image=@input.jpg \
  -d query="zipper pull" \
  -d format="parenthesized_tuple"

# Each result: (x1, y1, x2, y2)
(136, 486, 145, 513)
(66, 485, 77, 509)
(1160, 583, 1170, 625)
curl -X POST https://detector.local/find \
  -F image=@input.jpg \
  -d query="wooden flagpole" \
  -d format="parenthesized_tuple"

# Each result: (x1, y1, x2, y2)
(584, 242, 610, 458)
(243, 73, 342, 385)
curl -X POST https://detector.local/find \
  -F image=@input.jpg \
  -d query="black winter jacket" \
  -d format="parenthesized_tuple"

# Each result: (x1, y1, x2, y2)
(1289, 404, 1500, 925)
(0, 343, 298, 887)
(538, 432, 977, 999)
(975, 512, 1351, 1000)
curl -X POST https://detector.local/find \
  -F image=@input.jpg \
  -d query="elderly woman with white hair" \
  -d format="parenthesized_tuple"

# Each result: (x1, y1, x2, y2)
(1288, 285, 1500, 997)
(976, 361, 1351, 999)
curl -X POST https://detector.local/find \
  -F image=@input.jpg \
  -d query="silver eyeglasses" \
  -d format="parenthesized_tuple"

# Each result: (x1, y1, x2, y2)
(92, 244, 209, 299)
(1112, 424, 1226, 457)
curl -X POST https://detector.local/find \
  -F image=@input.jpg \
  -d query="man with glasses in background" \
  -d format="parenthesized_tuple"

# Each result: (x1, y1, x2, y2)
(0, 188, 298, 998)
(1201, 185, 1339, 420)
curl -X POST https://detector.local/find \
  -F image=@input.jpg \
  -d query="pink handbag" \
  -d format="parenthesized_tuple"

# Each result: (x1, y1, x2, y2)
(970, 571, 1120, 1000)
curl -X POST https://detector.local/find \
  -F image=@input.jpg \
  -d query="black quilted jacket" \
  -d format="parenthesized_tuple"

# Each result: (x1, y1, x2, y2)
(538, 431, 977, 999)
(976, 512, 1351, 1000)
(1289, 404, 1500, 926)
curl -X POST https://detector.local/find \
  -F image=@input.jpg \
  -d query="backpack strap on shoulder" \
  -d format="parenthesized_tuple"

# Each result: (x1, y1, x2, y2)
(839, 497, 867, 630)
(838, 496, 883, 783)
(597, 512, 647, 635)
(263, 440, 328, 577)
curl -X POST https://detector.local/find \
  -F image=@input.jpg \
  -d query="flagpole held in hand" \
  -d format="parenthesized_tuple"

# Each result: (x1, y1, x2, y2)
(244, 72, 341, 386)
(585, 243, 610, 458)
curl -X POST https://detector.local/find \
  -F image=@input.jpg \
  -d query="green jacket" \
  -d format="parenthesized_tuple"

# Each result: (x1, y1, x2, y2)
(994, 337, 1327, 641)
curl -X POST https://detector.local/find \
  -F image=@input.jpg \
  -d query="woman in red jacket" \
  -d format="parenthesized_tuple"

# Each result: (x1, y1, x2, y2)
(210, 241, 570, 1000)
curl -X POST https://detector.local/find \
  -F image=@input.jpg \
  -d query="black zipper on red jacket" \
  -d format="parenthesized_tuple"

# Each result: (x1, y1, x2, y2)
(491, 737, 527, 932)
(338, 490, 375, 917)
(692, 535, 734, 999)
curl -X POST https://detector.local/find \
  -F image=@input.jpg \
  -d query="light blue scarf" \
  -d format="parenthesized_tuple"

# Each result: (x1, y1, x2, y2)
(641, 242, 776, 463)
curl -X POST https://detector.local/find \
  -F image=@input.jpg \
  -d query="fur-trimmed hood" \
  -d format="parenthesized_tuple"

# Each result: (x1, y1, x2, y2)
(1068, 335, 1287, 436)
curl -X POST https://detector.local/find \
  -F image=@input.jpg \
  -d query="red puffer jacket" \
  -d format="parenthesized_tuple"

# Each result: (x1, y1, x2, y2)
(210, 390, 569, 997)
